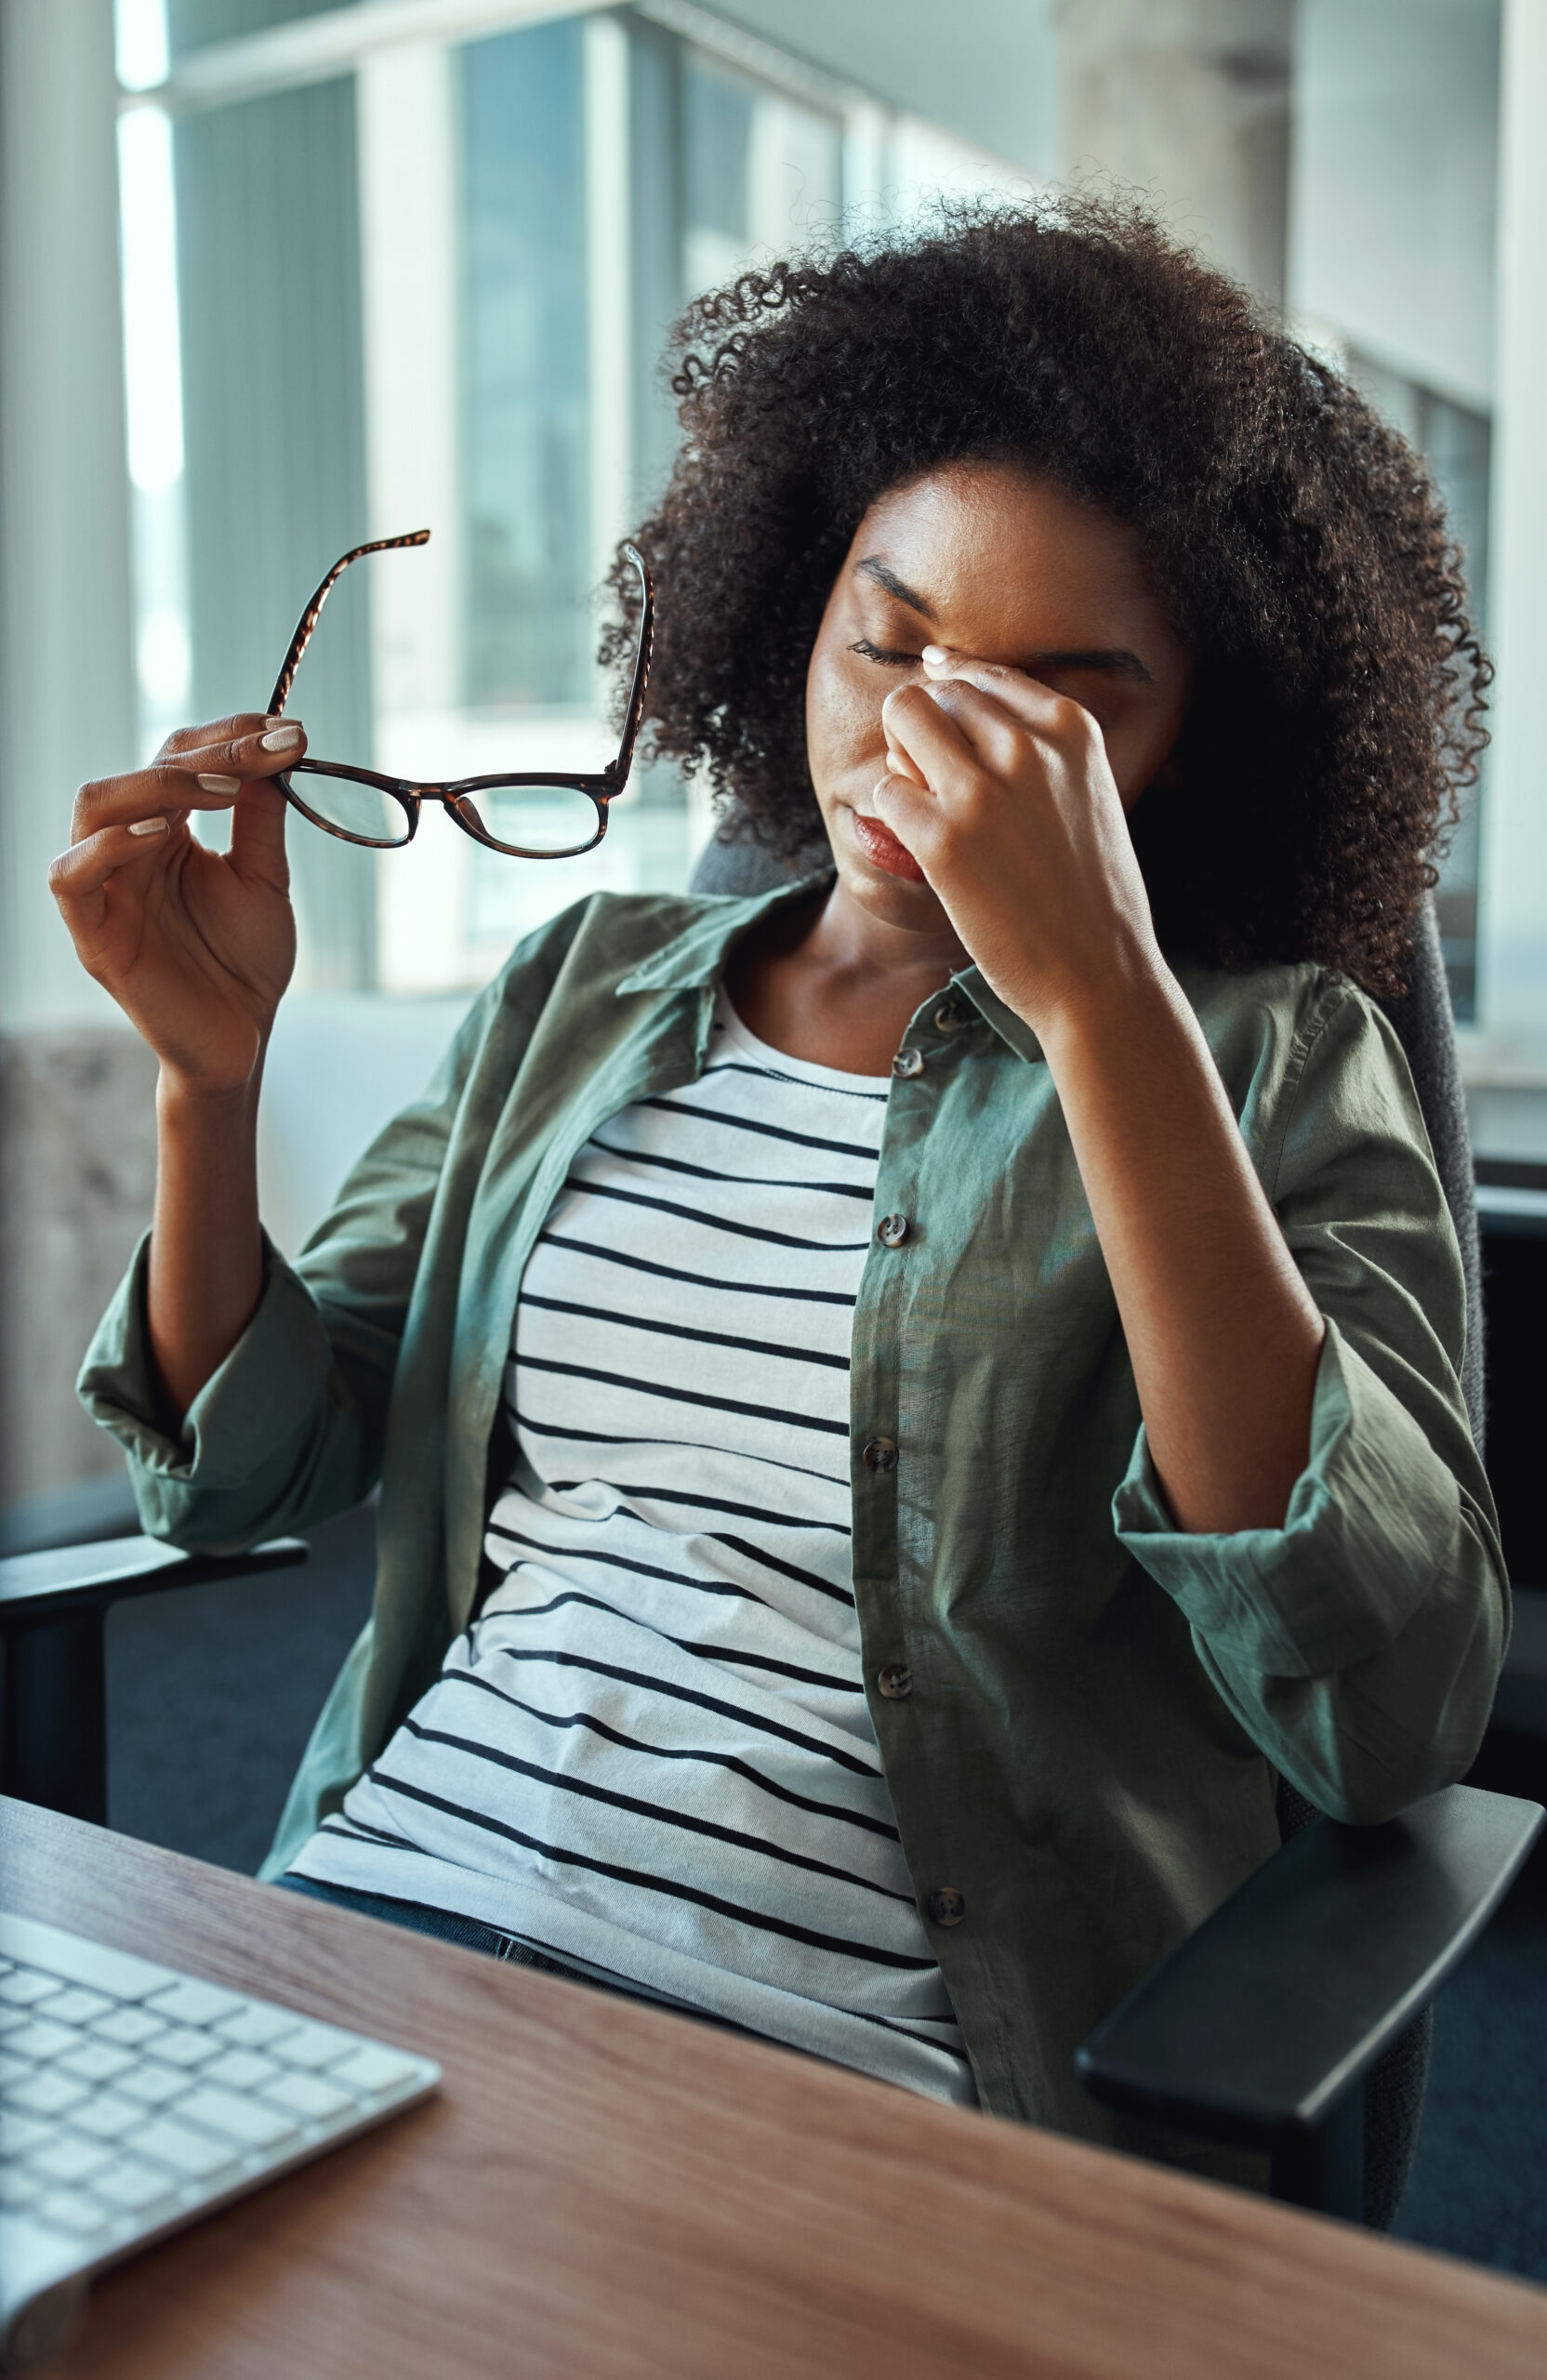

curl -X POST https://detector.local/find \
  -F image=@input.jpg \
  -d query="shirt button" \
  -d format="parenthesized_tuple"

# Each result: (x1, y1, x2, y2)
(862, 1435, 899, 1474)
(877, 1662, 913, 1699)
(892, 1048, 924, 1078)
(927, 1887, 967, 1928)
(933, 998, 972, 1033)
(876, 1212, 909, 1248)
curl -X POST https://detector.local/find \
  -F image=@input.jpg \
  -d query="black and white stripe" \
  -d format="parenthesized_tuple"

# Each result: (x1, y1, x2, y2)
(292, 993, 971, 2103)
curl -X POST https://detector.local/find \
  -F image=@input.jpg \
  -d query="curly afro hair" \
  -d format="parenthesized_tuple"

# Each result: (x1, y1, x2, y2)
(603, 197, 1488, 998)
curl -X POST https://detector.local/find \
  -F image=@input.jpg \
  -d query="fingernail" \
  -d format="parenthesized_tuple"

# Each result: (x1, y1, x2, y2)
(127, 816, 168, 838)
(197, 773, 242, 794)
(260, 724, 303, 750)
(921, 644, 950, 667)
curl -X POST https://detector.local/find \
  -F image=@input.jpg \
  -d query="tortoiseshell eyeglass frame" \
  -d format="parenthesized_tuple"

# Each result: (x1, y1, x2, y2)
(265, 529, 654, 858)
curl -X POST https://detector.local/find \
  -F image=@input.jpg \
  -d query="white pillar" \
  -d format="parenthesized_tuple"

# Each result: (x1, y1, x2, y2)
(0, 0, 136, 1032)
(1475, 0, 1547, 1072)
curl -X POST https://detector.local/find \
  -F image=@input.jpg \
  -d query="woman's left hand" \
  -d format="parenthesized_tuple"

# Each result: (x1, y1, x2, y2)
(872, 651, 1164, 1038)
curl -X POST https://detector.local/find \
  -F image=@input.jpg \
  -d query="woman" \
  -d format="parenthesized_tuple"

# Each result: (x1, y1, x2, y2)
(57, 204, 1504, 2166)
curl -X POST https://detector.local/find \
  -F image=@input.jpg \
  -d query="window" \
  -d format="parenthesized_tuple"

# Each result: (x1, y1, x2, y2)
(462, 22, 591, 711)
(114, 3, 1039, 999)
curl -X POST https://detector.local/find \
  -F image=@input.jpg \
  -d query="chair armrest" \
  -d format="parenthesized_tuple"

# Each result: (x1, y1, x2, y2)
(0, 1535, 311, 1825)
(0, 1535, 308, 1628)
(1077, 1784, 1542, 2156)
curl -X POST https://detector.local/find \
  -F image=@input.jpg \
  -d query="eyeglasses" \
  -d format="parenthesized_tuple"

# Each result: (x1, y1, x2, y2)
(265, 530, 654, 858)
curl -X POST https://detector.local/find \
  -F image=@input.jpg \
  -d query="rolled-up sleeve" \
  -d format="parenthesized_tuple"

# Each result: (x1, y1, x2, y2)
(1113, 975, 1508, 1822)
(78, 1233, 359, 1551)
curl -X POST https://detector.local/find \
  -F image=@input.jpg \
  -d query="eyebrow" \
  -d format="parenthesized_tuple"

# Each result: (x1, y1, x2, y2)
(1026, 647, 1153, 682)
(857, 558, 937, 618)
(854, 559, 1153, 683)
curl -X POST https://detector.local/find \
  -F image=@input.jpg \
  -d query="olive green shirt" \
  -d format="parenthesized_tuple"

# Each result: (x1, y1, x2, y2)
(79, 881, 1507, 2162)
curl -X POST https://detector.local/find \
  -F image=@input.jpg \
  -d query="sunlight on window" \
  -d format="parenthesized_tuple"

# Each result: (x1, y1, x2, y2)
(117, 107, 183, 496)
(117, 96, 192, 756)
(114, 0, 169, 95)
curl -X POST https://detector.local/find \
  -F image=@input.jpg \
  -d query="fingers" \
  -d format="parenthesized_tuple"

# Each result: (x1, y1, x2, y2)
(921, 645, 1069, 722)
(921, 645, 1100, 744)
(228, 776, 290, 892)
(883, 664, 1101, 793)
(72, 719, 308, 842)
(48, 816, 176, 940)
(878, 681, 985, 795)
(870, 768, 940, 852)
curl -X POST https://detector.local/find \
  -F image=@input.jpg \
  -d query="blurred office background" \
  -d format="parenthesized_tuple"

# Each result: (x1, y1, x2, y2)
(2, 0, 1540, 1542)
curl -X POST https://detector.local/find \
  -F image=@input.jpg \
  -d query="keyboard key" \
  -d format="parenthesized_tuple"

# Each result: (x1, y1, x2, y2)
(134, 2117, 242, 2183)
(0, 2007, 30, 2036)
(214, 2004, 301, 2052)
(0, 1970, 64, 2008)
(36, 2188, 115, 2237)
(57, 2040, 138, 2085)
(262, 2071, 353, 2123)
(272, 2021, 360, 2071)
(0, 2165, 43, 2208)
(178, 2085, 298, 2151)
(327, 2045, 423, 2097)
(31, 2135, 112, 2188)
(144, 1979, 247, 2029)
(0, 2049, 29, 2087)
(43, 1987, 116, 2028)
(68, 2093, 144, 2142)
(203, 2049, 282, 2094)
(115, 2064, 193, 2109)
(152, 2027, 224, 2069)
(93, 2158, 181, 2216)
(90, 2006, 167, 2049)
(5, 2018, 76, 2063)
(0, 2109, 51, 2160)
(5, 2071, 90, 2119)
(0, 1916, 175, 2003)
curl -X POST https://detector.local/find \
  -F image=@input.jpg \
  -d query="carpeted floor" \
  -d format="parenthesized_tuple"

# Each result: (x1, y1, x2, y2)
(73, 1511, 1547, 2277)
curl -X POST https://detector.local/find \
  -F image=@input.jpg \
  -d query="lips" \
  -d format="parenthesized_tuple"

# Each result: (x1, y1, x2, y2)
(850, 809, 926, 883)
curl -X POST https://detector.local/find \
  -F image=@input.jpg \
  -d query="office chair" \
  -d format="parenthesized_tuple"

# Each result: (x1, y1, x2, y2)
(1, 822, 1538, 2231)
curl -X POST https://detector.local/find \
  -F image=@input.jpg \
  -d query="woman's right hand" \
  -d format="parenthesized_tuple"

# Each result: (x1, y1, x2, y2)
(48, 714, 308, 1097)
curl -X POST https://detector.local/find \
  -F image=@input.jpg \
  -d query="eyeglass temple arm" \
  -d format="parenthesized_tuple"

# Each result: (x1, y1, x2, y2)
(267, 529, 430, 717)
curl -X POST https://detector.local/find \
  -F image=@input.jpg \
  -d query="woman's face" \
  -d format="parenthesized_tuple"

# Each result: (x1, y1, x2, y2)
(804, 461, 1193, 937)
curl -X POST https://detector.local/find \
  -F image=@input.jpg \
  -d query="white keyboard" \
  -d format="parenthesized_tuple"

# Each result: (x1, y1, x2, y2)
(0, 1911, 440, 2368)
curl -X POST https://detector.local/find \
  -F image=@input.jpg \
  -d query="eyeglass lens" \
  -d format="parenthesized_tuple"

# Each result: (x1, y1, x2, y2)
(287, 777, 416, 847)
(453, 785, 603, 854)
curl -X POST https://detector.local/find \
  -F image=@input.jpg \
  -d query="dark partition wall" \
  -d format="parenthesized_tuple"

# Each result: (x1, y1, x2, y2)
(174, 76, 375, 988)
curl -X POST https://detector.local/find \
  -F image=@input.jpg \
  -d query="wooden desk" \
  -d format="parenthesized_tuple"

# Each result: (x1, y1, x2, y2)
(6, 1798, 1545, 2380)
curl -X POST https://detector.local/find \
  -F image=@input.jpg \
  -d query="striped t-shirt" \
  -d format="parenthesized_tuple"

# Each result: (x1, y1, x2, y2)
(290, 991, 972, 2104)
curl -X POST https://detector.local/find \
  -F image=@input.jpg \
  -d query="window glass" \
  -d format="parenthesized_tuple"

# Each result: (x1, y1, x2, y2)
(682, 52, 842, 293)
(174, 76, 375, 992)
(461, 20, 590, 708)
(683, 57, 756, 293)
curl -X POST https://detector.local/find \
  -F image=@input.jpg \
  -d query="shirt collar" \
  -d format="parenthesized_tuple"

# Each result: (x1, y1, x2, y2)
(616, 866, 1045, 1065)
(615, 870, 832, 996)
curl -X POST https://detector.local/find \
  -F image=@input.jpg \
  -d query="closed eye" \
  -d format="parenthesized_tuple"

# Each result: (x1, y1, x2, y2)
(849, 638, 920, 668)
